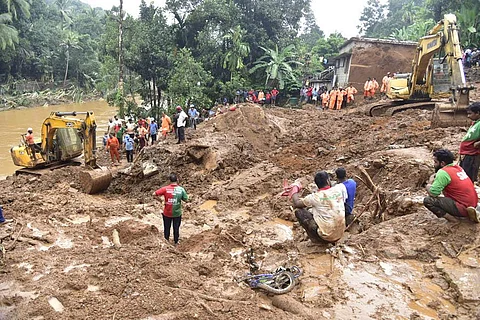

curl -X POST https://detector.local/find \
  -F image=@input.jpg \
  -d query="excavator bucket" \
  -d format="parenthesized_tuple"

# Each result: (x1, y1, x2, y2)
(431, 87, 473, 128)
(79, 167, 112, 194)
(431, 102, 470, 128)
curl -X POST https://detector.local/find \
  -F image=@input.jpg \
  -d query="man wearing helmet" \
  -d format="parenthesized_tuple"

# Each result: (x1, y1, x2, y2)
(25, 128, 40, 161)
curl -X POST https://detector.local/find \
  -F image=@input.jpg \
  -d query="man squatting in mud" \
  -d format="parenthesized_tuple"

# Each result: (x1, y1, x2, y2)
(285, 171, 346, 243)
(424, 149, 480, 223)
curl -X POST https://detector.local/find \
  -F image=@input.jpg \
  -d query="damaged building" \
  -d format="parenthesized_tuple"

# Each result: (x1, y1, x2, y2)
(308, 38, 417, 92)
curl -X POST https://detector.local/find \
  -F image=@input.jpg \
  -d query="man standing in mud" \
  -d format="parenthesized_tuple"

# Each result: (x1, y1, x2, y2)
(176, 106, 188, 144)
(424, 149, 480, 223)
(285, 171, 346, 243)
(336, 168, 357, 226)
(153, 174, 189, 245)
(459, 102, 480, 182)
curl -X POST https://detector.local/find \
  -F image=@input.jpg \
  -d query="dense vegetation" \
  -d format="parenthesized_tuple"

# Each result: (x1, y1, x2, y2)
(0, 0, 478, 116)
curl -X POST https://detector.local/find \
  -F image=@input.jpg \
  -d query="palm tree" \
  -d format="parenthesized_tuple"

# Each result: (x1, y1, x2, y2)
(5, 0, 30, 20)
(249, 44, 303, 90)
(223, 26, 250, 80)
(60, 30, 80, 85)
(55, 0, 73, 29)
(0, 13, 18, 50)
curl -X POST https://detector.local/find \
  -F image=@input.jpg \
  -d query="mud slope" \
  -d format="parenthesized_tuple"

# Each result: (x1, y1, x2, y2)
(1, 96, 480, 319)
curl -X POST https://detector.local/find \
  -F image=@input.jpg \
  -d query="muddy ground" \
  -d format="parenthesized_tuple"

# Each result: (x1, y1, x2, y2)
(1, 77, 480, 319)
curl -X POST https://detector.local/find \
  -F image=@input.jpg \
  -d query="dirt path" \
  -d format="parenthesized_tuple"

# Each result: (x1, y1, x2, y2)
(1, 97, 480, 319)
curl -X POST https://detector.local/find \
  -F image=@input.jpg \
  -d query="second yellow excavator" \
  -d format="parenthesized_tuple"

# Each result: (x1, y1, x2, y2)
(368, 13, 474, 128)
(10, 111, 112, 194)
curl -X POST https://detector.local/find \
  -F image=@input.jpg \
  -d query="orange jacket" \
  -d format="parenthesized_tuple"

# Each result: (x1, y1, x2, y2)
(107, 137, 119, 149)
(161, 115, 171, 131)
(364, 80, 373, 91)
(321, 92, 329, 104)
(346, 86, 357, 96)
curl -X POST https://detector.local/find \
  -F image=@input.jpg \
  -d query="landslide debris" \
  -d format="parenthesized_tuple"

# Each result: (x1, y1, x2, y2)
(1, 99, 480, 319)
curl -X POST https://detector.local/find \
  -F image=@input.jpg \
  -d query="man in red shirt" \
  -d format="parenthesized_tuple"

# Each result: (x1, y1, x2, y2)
(424, 149, 479, 223)
(271, 88, 279, 106)
(153, 174, 189, 245)
(459, 102, 480, 182)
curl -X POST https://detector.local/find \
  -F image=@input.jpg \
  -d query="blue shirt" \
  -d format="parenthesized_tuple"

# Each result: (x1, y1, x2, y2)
(149, 122, 158, 135)
(188, 108, 199, 118)
(124, 135, 134, 151)
(342, 179, 357, 215)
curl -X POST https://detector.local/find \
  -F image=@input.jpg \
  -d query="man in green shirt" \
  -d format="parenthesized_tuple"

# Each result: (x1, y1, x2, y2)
(153, 174, 189, 245)
(424, 149, 479, 223)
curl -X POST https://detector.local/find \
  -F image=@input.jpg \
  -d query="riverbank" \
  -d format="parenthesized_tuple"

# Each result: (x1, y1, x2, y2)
(0, 86, 103, 112)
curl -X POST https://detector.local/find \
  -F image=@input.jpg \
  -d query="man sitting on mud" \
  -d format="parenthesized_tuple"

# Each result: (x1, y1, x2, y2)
(286, 171, 346, 243)
(424, 149, 480, 223)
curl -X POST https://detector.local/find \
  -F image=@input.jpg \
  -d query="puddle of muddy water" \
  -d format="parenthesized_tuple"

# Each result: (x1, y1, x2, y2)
(332, 260, 455, 319)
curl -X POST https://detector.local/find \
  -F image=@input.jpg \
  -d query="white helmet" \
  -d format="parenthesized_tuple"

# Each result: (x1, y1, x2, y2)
(27, 128, 33, 132)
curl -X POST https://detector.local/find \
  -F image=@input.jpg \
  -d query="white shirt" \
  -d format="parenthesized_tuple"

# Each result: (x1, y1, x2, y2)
(301, 185, 345, 242)
(177, 111, 188, 127)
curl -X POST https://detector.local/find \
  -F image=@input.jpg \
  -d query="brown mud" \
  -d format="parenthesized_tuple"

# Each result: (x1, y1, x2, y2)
(1, 83, 480, 319)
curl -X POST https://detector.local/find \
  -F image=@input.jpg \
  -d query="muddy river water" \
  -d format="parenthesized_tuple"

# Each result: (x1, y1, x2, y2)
(0, 101, 117, 177)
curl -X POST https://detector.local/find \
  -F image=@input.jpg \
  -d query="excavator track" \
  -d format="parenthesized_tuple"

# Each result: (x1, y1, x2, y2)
(368, 101, 437, 117)
(15, 160, 82, 176)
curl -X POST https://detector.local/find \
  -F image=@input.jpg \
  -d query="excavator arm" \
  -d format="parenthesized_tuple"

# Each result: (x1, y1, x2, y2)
(410, 14, 466, 99)
(373, 13, 474, 127)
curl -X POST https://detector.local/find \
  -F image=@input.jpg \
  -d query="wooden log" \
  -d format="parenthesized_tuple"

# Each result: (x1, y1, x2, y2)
(79, 168, 112, 194)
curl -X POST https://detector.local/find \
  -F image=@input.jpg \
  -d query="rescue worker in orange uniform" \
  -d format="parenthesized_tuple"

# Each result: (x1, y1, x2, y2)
(107, 133, 121, 165)
(381, 72, 392, 97)
(336, 88, 345, 110)
(346, 84, 358, 104)
(321, 91, 329, 110)
(328, 89, 337, 110)
(161, 112, 172, 140)
(364, 78, 374, 99)
(372, 78, 380, 97)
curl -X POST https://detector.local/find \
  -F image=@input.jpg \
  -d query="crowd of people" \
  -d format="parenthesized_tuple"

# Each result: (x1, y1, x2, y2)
(464, 48, 480, 68)
(232, 88, 280, 106)
(299, 84, 359, 110)
(102, 104, 204, 165)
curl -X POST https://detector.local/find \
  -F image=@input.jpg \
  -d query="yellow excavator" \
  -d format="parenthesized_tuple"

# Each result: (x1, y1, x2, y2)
(10, 111, 112, 194)
(368, 13, 474, 128)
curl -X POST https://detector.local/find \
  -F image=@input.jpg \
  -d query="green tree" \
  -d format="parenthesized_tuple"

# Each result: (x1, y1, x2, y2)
(223, 25, 250, 80)
(5, 0, 30, 20)
(358, 0, 387, 36)
(249, 44, 302, 90)
(0, 13, 17, 50)
(60, 30, 80, 85)
(167, 48, 213, 108)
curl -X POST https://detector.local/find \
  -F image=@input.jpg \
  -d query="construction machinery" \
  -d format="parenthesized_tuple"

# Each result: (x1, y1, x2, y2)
(368, 14, 474, 127)
(10, 111, 112, 194)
